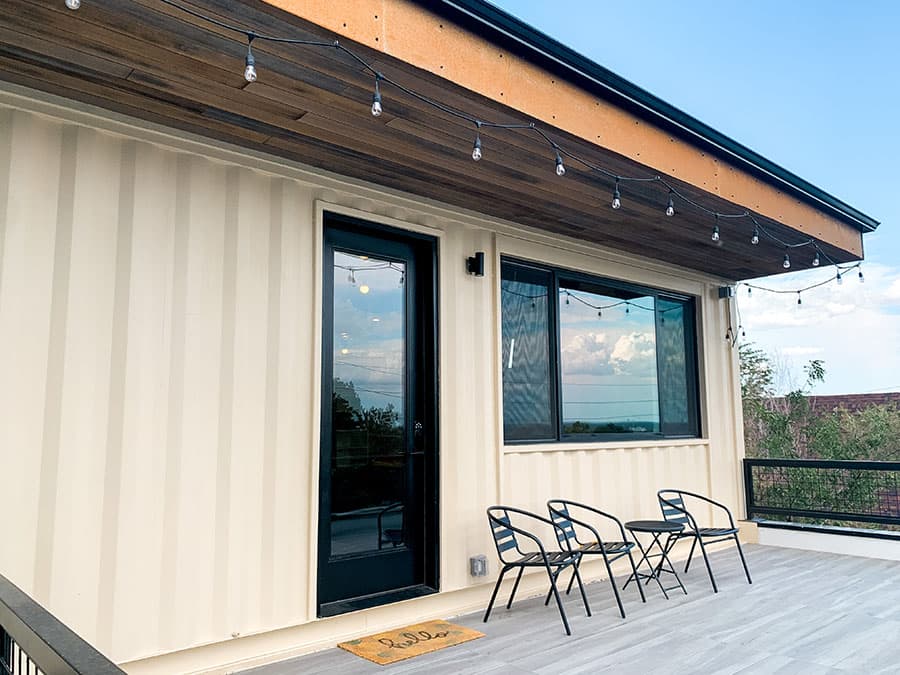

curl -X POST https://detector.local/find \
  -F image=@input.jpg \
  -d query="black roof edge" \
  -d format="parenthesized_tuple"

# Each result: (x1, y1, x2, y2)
(426, 0, 879, 233)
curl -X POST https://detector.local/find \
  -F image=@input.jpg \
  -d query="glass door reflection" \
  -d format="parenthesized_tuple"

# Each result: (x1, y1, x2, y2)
(330, 251, 407, 557)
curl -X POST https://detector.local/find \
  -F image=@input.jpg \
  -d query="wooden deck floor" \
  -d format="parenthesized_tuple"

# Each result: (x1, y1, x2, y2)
(244, 544, 900, 674)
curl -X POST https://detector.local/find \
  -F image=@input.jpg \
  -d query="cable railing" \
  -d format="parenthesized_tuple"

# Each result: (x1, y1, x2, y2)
(0, 574, 123, 675)
(743, 458, 900, 530)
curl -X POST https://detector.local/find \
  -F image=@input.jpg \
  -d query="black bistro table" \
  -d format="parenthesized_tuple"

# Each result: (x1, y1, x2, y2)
(622, 520, 687, 599)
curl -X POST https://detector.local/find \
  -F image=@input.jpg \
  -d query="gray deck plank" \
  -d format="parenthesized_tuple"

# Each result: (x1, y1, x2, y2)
(242, 544, 900, 674)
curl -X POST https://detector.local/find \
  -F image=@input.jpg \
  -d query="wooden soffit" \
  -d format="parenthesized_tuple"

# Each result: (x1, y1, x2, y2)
(0, 0, 867, 279)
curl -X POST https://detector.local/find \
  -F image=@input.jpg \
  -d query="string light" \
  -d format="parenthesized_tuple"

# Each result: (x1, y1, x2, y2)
(812, 251, 820, 267)
(797, 291, 802, 306)
(554, 148, 566, 176)
(371, 74, 383, 117)
(140, 0, 869, 276)
(711, 215, 720, 243)
(472, 122, 481, 162)
(858, 266, 865, 283)
(783, 253, 791, 269)
(740, 261, 860, 297)
(65, 0, 80, 9)
(243, 35, 257, 83)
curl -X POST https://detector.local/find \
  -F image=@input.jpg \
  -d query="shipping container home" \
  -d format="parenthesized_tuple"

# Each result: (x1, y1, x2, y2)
(0, 1, 877, 673)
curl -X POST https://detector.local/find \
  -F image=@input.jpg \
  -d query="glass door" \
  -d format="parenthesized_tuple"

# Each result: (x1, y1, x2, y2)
(318, 215, 438, 616)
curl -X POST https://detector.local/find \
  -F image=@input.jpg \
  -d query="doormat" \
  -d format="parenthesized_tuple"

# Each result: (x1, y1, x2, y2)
(337, 620, 485, 665)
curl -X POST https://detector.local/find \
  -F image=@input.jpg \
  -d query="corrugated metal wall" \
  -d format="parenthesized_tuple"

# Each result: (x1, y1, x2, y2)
(0, 106, 324, 660)
(0, 92, 744, 673)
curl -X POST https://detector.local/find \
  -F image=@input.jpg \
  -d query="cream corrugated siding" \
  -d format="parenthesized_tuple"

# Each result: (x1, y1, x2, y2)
(0, 89, 745, 674)
(0, 108, 324, 660)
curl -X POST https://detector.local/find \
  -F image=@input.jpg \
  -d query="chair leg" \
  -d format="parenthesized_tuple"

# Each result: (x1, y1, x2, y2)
(734, 534, 753, 584)
(697, 537, 718, 593)
(565, 563, 578, 595)
(684, 536, 698, 573)
(626, 549, 647, 603)
(602, 554, 626, 619)
(571, 559, 592, 617)
(507, 567, 525, 609)
(544, 560, 572, 636)
(483, 566, 509, 623)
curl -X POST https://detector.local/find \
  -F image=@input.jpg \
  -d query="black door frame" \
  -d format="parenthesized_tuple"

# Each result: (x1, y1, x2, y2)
(317, 211, 439, 617)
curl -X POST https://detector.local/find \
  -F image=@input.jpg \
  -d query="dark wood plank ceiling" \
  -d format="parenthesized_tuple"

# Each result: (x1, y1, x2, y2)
(0, 0, 855, 279)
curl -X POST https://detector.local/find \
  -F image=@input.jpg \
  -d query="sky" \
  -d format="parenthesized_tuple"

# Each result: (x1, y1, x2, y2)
(490, 0, 900, 395)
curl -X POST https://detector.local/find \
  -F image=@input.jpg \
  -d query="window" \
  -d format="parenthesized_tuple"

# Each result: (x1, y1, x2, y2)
(501, 259, 699, 442)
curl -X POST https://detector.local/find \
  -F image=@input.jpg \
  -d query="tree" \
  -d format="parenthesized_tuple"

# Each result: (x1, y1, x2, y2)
(739, 342, 823, 458)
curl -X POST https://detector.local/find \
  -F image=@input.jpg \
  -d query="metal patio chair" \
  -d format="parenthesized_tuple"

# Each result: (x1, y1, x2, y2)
(547, 499, 646, 617)
(657, 489, 752, 593)
(377, 502, 404, 549)
(485, 506, 591, 635)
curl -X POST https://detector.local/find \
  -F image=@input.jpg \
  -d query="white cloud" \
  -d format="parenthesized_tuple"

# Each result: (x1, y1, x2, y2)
(561, 331, 614, 376)
(560, 330, 657, 378)
(780, 346, 825, 357)
(611, 332, 657, 376)
(738, 262, 900, 394)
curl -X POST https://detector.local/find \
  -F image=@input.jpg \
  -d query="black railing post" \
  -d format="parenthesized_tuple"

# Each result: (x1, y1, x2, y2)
(743, 458, 756, 520)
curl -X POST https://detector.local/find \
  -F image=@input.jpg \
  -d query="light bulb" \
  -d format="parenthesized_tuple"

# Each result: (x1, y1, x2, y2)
(612, 181, 621, 209)
(748, 286, 752, 296)
(797, 293, 802, 306)
(711, 225, 720, 242)
(398, 272, 405, 286)
(472, 135, 482, 161)
(359, 284, 370, 294)
(665, 195, 675, 217)
(555, 151, 566, 176)
(244, 49, 257, 83)
(597, 310, 602, 318)
(348, 271, 356, 285)
(836, 271, 843, 285)
(65, 0, 80, 8)
(812, 251, 820, 267)
(783, 253, 791, 269)
(751, 226, 760, 245)
(625, 304, 630, 314)
(371, 92, 382, 117)
(859, 268, 865, 283)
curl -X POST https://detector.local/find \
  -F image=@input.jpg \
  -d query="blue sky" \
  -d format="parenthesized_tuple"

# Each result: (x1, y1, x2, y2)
(492, 0, 900, 394)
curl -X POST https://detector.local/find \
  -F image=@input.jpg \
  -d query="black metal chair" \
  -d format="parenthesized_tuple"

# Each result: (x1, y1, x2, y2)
(657, 489, 752, 593)
(377, 502, 404, 549)
(484, 506, 591, 635)
(547, 499, 646, 617)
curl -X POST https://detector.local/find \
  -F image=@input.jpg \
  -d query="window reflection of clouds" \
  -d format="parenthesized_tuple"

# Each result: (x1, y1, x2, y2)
(560, 288, 659, 430)
(333, 252, 405, 411)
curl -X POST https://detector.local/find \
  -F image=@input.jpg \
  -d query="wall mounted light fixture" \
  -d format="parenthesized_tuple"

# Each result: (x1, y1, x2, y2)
(466, 251, 485, 277)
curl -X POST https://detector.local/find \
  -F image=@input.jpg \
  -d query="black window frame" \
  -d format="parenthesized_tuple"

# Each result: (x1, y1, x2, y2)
(501, 257, 701, 444)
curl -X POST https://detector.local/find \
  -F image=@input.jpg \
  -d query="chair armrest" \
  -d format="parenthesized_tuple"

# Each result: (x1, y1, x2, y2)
(672, 490, 738, 529)
(548, 505, 604, 547)
(488, 506, 562, 556)
(550, 500, 630, 542)
(659, 494, 700, 532)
